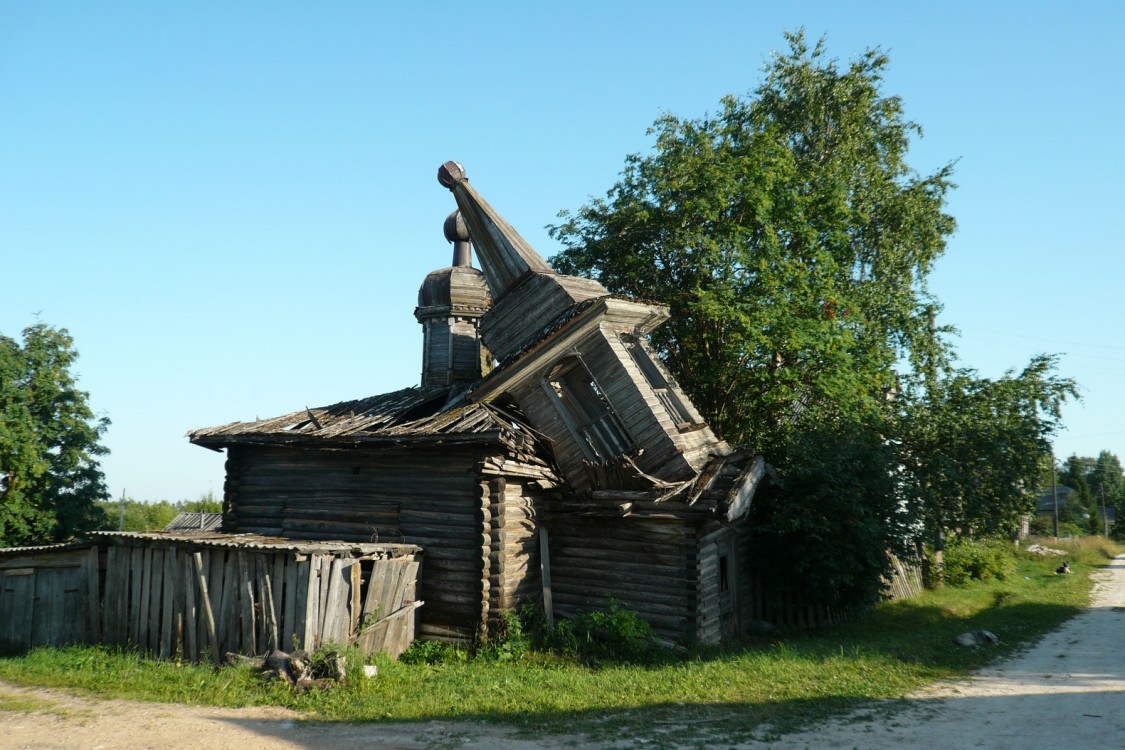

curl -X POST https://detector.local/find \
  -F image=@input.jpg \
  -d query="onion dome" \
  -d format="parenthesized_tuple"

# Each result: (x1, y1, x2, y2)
(415, 210, 492, 387)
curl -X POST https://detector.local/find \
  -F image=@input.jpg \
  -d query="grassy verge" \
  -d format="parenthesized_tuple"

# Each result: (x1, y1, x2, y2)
(0, 691, 58, 714)
(0, 536, 1118, 746)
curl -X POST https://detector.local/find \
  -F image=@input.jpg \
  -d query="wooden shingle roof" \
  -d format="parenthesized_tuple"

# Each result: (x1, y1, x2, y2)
(188, 385, 538, 451)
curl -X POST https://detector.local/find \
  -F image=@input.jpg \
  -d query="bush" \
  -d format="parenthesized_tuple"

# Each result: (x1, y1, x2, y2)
(942, 537, 1016, 586)
(1056, 522, 1084, 539)
(399, 601, 658, 665)
(399, 639, 468, 665)
(477, 609, 531, 662)
(548, 600, 658, 664)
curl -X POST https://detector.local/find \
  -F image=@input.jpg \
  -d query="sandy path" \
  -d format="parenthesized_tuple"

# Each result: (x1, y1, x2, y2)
(3, 556, 1125, 749)
(754, 554, 1125, 749)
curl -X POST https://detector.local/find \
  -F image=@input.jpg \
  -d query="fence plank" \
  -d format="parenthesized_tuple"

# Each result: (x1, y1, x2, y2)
(302, 556, 321, 651)
(183, 553, 198, 662)
(148, 548, 164, 652)
(282, 556, 298, 650)
(160, 547, 176, 658)
(238, 551, 257, 655)
(129, 547, 144, 645)
(85, 546, 101, 643)
(193, 552, 220, 666)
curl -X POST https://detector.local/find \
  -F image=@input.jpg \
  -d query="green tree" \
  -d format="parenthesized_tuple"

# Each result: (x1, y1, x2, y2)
(549, 32, 955, 607)
(550, 32, 955, 456)
(96, 498, 178, 532)
(548, 33, 1079, 607)
(180, 490, 222, 515)
(0, 324, 110, 546)
(1088, 451, 1124, 536)
(96, 493, 222, 532)
(901, 356, 1077, 543)
(1088, 451, 1123, 499)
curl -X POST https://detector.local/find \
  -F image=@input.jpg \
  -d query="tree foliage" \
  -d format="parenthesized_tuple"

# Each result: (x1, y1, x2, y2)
(0, 324, 110, 546)
(747, 414, 914, 609)
(1058, 451, 1123, 535)
(95, 493, 222, 532)
(551, 32, 955, 455)
(549, 33, 1077, 608)
(900, 355, 1077, 541)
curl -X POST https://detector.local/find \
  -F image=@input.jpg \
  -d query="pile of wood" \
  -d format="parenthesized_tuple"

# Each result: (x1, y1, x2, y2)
(230, 648, 350, 692)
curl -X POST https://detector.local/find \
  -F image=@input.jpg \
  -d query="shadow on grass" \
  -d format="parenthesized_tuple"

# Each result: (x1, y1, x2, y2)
(215, 676, 1125, 749)
(4, 561, 1115, 748)
(204, 597, 1092, 748)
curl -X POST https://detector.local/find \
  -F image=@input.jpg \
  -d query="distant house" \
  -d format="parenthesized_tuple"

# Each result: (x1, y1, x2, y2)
(189, 162, 769, 645)
(1034, 486, 1115, 527)
(1036, 485, 1077, 521)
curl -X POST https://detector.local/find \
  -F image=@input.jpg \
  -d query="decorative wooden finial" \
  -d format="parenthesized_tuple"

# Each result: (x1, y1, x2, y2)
(445, 210, 471, 267)
(438, 161, 467, 188)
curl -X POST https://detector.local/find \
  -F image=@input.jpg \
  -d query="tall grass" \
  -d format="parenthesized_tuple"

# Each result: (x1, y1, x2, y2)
(1, 536, 1118, 744)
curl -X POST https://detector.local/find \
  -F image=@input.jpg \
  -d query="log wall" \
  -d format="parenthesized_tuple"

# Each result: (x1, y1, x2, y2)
(696, 522, 751, 643)
(545, 515, 698, 644)
(482, 476, 545, 632)
(224, 444, 549, 642)
(225, 444, 482, 639)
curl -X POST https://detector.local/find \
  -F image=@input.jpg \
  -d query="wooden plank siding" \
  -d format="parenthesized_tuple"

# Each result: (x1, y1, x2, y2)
(0, 535, 420, 660)
(0, 546, 99, 653)
(479, 273, 609, 363)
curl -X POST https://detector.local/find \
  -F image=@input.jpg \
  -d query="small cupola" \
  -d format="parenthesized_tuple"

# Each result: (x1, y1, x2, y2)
(414, 210, 493, 387)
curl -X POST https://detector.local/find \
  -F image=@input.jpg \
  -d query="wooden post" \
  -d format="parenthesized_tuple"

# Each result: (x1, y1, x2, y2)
(183, 553, 198, 662)
(237, 551, 256, 655)
(193, 552, 220, 667)
(539, 527, 553, 626)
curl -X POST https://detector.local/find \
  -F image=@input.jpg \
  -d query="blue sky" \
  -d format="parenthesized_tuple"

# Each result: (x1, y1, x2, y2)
(2, 2, 1123, 502)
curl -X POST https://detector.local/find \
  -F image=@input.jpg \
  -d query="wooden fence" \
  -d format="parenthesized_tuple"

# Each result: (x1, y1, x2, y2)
(746, 552, 924, 630)
(1, 532, 422, 661)
(0, 542, 99, 652)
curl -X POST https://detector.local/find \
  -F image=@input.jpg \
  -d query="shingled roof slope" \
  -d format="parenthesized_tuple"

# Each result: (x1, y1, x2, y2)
(188, 385, 537, 450)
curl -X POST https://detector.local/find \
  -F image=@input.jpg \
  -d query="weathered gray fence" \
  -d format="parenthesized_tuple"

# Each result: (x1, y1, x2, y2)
(0, 542, 99, 652)
(0, 531, 422, 661)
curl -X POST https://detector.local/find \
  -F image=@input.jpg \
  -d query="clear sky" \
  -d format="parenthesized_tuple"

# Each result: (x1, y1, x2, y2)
(3, 2, 1123, 502)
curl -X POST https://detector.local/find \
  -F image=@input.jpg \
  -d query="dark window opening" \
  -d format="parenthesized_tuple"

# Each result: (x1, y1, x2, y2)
(543, 356, 633, 461)
(620, 335, 699, 428)
(719, 555, 730, 594)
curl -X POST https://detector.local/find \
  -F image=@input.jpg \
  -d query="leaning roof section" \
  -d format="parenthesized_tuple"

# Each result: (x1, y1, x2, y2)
(438, 160, 555, 299)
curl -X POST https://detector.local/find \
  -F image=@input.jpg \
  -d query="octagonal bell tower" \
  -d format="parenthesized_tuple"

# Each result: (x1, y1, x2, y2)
(414, 210, 493, 387)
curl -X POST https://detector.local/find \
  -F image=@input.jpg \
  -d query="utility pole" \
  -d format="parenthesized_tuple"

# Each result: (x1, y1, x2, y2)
(1052, 458, 1060, 539)
(1101, 484, 1108, 537)
(119, 488, 126, 531)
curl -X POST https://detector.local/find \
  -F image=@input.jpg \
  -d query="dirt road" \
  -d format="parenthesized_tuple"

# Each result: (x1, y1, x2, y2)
(752, 554, 1125, 749)
(4, 556, 1125, 749)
